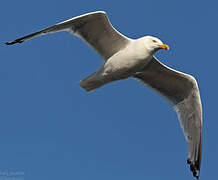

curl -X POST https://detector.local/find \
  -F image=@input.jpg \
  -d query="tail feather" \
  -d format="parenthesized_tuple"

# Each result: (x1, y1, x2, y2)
(79, 69, 108, 92)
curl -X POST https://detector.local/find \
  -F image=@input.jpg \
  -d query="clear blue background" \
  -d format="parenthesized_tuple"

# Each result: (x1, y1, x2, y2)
(1, 0, 217, 179)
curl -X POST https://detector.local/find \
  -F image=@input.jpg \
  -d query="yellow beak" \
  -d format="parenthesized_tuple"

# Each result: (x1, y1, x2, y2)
(159, 44, 170, 50)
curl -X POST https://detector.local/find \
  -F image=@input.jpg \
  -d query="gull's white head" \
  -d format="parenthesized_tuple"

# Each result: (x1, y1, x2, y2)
(141, 36, 169, 54)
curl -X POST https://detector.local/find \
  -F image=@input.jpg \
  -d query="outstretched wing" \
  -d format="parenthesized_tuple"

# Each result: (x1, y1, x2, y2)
(6, 11, 130, 61)
(133, 56, 202, 179)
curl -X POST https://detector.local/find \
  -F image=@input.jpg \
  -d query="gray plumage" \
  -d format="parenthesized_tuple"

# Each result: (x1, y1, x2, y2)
(6, 11, 202, 179)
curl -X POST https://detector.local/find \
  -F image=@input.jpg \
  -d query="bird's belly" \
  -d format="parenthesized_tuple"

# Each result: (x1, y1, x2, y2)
(103, 53, 152, 79)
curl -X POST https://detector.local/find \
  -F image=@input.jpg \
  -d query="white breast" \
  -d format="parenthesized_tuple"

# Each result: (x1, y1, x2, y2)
(103, 40, 152, 76)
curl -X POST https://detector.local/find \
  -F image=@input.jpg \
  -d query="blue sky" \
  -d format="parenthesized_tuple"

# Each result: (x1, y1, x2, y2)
(1, 0, 217, 179)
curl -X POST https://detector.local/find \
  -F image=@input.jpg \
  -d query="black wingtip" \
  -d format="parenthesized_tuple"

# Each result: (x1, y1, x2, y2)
(5, 39, 24, 45)
(5, 42, 12, 45)
(187, 158, 200, 179)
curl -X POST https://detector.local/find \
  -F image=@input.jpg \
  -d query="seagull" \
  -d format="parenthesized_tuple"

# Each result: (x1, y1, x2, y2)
(6, 11, 202, 179)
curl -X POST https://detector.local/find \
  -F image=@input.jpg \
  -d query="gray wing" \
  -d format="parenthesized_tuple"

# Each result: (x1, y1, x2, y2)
(5, 11, 130, 61)
(133, 56, 202, 179)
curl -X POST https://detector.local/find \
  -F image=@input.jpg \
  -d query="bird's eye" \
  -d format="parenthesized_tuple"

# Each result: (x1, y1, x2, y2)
(152, 40, 157, 43)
